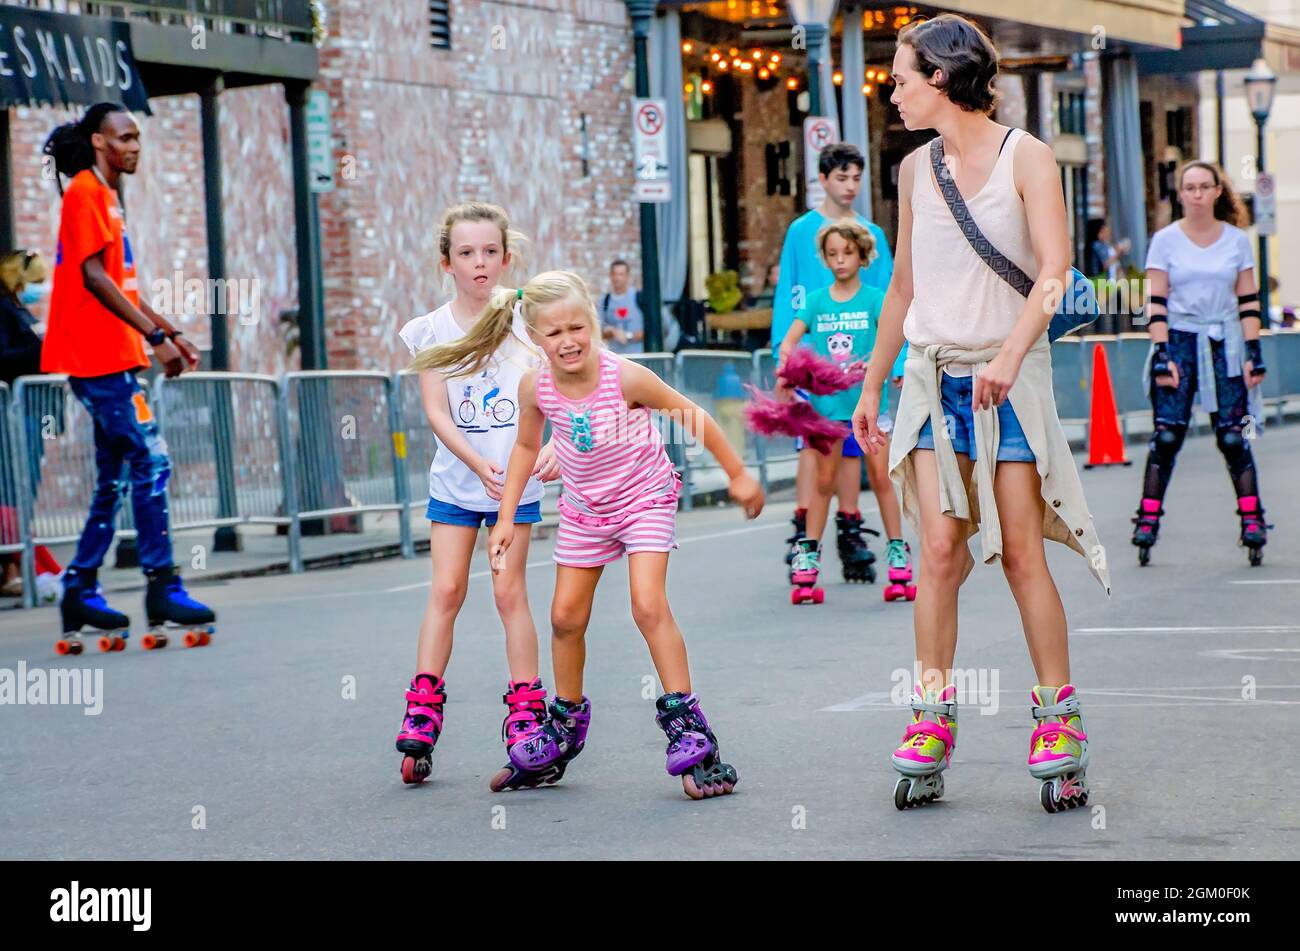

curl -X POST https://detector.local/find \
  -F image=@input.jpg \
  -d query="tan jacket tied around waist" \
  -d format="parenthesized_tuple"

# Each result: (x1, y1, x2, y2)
(888, 335, 1112, 595)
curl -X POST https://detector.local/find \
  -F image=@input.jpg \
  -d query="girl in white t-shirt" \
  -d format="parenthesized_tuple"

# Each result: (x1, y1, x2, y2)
(393, 202, 561, 791)
(1134, 161, 1269, 567)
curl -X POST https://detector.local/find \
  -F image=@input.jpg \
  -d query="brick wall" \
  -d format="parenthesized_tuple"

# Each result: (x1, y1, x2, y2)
(736, 77, 797, 296)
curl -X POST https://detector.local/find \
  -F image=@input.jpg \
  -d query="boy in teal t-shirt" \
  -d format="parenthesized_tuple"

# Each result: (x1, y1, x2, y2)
(776, 218, 906, 599)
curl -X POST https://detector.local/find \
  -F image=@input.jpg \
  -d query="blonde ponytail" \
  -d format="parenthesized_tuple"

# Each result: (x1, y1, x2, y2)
(409, 286, 518, 377)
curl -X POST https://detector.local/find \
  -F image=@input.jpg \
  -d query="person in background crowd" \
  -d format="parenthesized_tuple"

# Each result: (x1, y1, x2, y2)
(599, 260, 645, 355)
(0, 250, 63, 600)
(1087, 218, 1130, 282)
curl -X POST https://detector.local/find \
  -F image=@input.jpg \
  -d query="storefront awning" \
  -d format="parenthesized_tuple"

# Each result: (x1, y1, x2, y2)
(901, 0, 1184, 50)
(1136, 0, 1300, 75)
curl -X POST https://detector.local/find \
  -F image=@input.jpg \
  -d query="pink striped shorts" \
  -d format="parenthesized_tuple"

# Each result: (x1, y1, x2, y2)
(553, 487, 680, 568)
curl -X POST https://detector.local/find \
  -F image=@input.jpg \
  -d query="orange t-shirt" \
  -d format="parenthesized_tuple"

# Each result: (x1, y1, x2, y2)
(41, 169, 148, 377)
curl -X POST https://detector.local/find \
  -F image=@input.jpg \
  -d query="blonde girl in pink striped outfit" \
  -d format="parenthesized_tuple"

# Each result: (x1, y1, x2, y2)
(452, 270, 762, 800)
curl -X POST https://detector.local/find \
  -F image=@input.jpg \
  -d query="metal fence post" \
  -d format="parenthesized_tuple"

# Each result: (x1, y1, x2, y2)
(388, 373, 414, 560)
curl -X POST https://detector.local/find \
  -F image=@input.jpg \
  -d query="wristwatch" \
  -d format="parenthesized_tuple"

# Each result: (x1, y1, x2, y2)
(145, 327, 167, 347)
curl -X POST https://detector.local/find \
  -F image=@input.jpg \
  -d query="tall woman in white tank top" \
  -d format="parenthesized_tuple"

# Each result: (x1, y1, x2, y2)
(852, 15, 1099, 812)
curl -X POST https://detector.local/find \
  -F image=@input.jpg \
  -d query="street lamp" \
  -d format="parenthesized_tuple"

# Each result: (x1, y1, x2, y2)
(789, 0, 838, 117)
(1244, 58, 1277, 327)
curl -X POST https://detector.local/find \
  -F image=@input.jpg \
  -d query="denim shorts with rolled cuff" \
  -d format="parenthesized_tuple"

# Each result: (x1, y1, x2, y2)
(425, 497, 542, 527)
(913, 372, 1036, 463)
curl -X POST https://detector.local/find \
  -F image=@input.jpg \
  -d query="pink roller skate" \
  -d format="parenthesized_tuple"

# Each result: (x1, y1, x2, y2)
(396, 673, 446, 785)
(789, 538, 824, 605)
(882, 539, 917, 602)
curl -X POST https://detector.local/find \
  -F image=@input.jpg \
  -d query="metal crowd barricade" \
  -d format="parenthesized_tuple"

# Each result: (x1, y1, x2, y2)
(151, 372, 289, 536)
(625, 352, 684, 473)
(281, 371, 412, 573)
(673, 349, 757, 511)
(394, 369, 438, 516)
(12, 374, 139, 607)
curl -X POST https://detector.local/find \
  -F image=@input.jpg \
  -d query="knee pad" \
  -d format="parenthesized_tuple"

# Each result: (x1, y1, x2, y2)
(1150, 424, 1185, 464)
(1216, 428, 1249, 467)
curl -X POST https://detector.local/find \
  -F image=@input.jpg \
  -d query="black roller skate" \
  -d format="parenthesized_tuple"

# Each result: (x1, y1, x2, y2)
(656, 692, 738, 800)
(784, 508, 807, 567)
(142, 565, 216, 650)
(57, 567, 130, 655)
(1237, 495, 1270, 567)
(835, 510, 878, 583)
(489, 679, 569, 792)
(1130, 497, 1163, 566)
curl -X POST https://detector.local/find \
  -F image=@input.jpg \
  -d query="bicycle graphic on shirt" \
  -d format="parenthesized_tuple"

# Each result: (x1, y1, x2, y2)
(456, 366, 516, 432)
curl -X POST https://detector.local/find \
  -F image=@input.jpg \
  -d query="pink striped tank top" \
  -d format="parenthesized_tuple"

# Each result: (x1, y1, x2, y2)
(535, 348, 679, 518)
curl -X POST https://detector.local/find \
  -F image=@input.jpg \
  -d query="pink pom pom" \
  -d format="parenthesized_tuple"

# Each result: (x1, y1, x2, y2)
(744, 385, 851, 456)
(778, 347, 865, 396)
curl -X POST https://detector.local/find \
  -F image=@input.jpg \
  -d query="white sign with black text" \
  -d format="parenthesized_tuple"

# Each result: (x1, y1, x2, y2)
(633, 97, 671, 203)
(803, 116, 840, 210)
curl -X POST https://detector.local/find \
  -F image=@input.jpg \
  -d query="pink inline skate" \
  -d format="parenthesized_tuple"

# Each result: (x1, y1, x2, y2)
(396, 673, 446, 785)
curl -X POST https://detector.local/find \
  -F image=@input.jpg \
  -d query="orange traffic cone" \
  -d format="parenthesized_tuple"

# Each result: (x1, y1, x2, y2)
(1084, 343, 1130, 468)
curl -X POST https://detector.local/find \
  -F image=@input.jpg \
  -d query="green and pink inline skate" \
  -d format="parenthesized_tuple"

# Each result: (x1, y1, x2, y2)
(891, 682, 957, 809)
(789, 538, 824, 605)
(1028, 684, 1090, 813)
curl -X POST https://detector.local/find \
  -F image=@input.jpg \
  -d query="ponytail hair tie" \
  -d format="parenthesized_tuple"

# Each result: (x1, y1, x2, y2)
(516, 287, 524, 300)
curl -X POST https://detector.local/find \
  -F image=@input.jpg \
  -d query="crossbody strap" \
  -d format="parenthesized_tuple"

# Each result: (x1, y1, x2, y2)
(928, 134, 1033, 300)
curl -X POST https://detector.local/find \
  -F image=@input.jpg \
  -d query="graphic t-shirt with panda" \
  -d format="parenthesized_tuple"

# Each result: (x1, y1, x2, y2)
(794, 283, 887, 421)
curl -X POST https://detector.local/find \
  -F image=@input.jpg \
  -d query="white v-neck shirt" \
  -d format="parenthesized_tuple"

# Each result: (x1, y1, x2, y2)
(1146, 222, 1255, 340)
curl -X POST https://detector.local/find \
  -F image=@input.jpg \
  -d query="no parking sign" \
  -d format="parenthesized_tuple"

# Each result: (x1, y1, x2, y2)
(634, 98, 671, 203)
(804, 116, 840, 209)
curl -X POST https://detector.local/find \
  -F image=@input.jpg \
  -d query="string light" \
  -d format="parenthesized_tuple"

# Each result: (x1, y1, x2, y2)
(682, 41, 693, 54)
(701, 80, 713, 93)
(710, 50, 721, 62)
(751, 49, 762, 59)
(758, 67, 770, 79)
(833, 71, 843, 85)
(786, 76, 798, 90)
(684, 81, 695, 94)
(718, 60, 729, 71)
(770, 52, 781, 64)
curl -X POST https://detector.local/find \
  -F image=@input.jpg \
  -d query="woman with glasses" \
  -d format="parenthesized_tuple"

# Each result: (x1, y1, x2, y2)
(1133, 161, 1269, 565)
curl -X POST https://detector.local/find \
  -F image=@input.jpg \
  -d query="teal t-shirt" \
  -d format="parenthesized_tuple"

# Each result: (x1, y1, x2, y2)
(795, 284, 887, 421)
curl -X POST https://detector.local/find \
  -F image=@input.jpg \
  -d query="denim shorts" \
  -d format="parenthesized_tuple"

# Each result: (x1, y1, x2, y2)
(426, 497, 542, 527)
(914, 372, 1036, 463)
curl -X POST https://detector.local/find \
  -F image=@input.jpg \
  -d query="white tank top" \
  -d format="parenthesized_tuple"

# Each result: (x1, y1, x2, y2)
(903, 128, 1038, 375)
(399, 303, 545, 512)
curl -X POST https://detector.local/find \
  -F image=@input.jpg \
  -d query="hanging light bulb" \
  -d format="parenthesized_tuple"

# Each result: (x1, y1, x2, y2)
(752, 49, 762, 59)
(718, 60, 729, 71)
(729, 48, 739, 57)
(770, 52, 781, 64)
(682, 41, 693, 54)
(759, 67, 770, 79)
(710, 50, 720, 62)
(701, 80, 713, 93)
(685, 82, 695, 94)
(833, 71, 843, 85)
(864, 84, 873, 94)
(786, 76, 798, 89)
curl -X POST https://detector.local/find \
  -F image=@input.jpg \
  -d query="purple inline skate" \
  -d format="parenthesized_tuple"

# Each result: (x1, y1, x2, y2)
(489, 678, 568, 792)
(395, 673, 446, 785)
(507, 695, 592, 779)
(655, 692, 738, 800)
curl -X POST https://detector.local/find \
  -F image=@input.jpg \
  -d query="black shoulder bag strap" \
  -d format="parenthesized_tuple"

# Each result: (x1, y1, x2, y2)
(928, 132, 1035, 299)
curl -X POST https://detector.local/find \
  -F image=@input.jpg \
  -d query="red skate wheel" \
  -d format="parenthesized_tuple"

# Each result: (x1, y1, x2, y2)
(114, 636, 127, 651)
(142, 633, 167, 650)
(401, 756, 427, 785)
(790, 588, 802, 605)
(906, 586, 917, 601)
(199, 632, 212, 646)
(183, 631, 201, 648)
(811, 588, 825, 604)
(97, 636, 114, 653)
(55, 639, 71, 656)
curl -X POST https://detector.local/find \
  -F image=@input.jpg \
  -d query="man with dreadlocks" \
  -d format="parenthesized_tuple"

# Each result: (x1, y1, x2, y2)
(41, 102, 217, 654)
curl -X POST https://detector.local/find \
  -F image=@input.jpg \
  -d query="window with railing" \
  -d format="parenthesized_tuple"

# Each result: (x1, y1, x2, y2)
(429, 1, 451, 49)
(1056, 89, 1086, 136)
